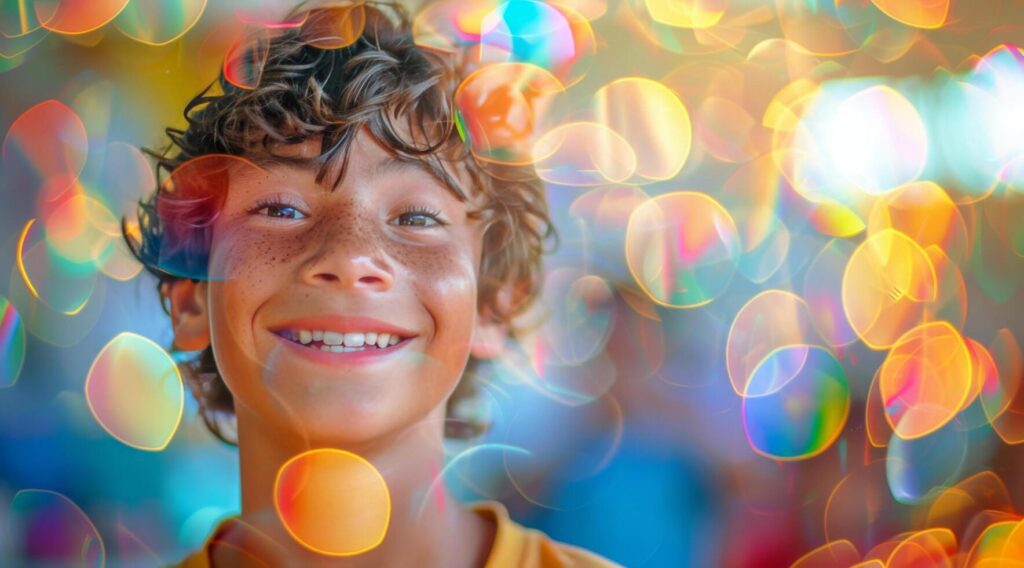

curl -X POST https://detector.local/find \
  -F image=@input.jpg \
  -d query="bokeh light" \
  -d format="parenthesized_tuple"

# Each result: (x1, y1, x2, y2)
(515, 268, 621, 404)
(775, 0, 882, 57)
(567, 184, 651, 282)
(35, 0, 130, 35)
(114, 0, 207, 46)
(793, 85, 929, 200)
(85, 332, 184, 450)
(926, 471, 1013, 533)
(0, 294, 27, 388)
(6, 232, 108, 348)
(866, 367, 894, 448)
(274, 448, 390, 556)
(883, 528, 957, 567)
(742, 345, 850, 460)
(983, 328, 1024, 445)
(625, 191, 741, 308)
(6, 489, 105, 567)
(934, 78, 1004, 203)
(523, 267, 616, 367)
(531, 122, 636, 186)
(454, 61, 565, 165)
(871, 0, 949, 29)
(867, 181, 970, 263)
(806, 199, 867, 238)
(44, 192, 121, 268)
(966, 519, 1024, 566)
(879, 321, 973, 440)
(223, 30, 270, 90)
(825, 460, 914, 554)
(151, 154, 263, 281)
(886, 419, 968, 504)
(412, 0, 502, 51)
(922, 246, 968, 331)
(299, 2, 365, 50)
(2, 98, 88, 200)
(523, 348, 618, 406)
(693, 95, 760, 164)
(790, 540, 861, 568)
(726, 289, 819, 397)
(736, 212, 789, 284)
(1, 2, 46, 37)
(18, 216, 100, 315)
(954, 336, 997, 431)
(842, 229, 938, 350)
(803, 240, 859, 347)
(502, 393, 624, 510)
(718, 155, 784, 259)
(592, 77, 693, 184)
(969, 44, 1024, 191)
(644, 0, 727, 30)
(478, 0, 595, 87)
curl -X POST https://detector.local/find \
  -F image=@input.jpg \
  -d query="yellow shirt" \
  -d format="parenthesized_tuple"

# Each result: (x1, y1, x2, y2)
(173, 501, 620, 567)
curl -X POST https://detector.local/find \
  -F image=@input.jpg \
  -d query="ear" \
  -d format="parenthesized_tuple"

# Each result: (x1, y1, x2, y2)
(470, 284, 517, 359)
(164, 279, 211, 352)
(470, 313, 507, 359)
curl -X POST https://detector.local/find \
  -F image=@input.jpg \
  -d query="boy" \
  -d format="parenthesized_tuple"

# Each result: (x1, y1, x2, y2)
(124, 2, 618, 566)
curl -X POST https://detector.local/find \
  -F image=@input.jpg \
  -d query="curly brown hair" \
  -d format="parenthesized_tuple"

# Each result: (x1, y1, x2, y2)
(122, 1, 556, 445)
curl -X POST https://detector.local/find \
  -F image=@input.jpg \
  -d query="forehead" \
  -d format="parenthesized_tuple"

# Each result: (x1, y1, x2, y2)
(235, 131, 478, 203)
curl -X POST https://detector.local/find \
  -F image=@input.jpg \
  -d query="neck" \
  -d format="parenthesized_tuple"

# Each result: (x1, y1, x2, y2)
(216, 404, 491, 567)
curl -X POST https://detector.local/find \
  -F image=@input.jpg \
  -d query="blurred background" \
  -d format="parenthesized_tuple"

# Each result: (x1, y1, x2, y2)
(1, 0, 1023, 566)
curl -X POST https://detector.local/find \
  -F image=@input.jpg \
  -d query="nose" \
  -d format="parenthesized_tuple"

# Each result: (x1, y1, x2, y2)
(299, 225, 395, 292)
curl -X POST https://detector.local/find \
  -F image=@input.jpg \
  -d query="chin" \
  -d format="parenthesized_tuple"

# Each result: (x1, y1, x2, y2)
(306, 409, 407, 448)
(257, 387, 433, 449)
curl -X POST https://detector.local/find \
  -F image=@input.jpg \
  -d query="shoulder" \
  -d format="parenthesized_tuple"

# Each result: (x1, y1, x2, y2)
(170, 547, 211, 568)
(173, 504, 620, 568)
(470, 501, 622, 568)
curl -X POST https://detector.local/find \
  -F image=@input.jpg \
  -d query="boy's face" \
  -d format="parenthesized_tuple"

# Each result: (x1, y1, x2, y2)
(175, 129, 492, 445)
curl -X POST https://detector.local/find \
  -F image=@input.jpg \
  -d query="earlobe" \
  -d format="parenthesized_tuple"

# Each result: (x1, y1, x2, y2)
(166, 279, 211, 352)
(470, 315, 507, 359)
(469, 285, 516, 359)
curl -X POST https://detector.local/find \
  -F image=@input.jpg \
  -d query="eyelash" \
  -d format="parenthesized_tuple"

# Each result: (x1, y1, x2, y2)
(247, 199, 446, 227)
(395, 205, 446, 227)
(248, 197, 307, 220)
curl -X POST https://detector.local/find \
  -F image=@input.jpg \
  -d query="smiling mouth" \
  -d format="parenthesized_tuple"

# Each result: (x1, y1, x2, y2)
(272, 329, 411, 353)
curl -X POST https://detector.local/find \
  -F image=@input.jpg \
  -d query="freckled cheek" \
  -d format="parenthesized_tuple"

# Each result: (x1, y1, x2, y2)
(206, 231, 304, 374)
(209, 228, 305, 279)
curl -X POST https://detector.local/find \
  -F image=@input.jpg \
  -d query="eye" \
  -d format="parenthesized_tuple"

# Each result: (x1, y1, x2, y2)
(394, 206, 446, 227)
(249, 198, 307, 220)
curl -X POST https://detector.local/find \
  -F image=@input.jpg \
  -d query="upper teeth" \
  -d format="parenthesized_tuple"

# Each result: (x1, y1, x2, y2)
(294, 330, 400, 348)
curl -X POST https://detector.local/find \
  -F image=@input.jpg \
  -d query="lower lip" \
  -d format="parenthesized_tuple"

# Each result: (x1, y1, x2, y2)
(270, 332, 413, 366)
